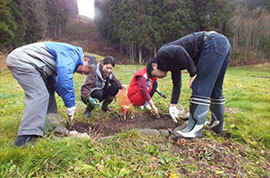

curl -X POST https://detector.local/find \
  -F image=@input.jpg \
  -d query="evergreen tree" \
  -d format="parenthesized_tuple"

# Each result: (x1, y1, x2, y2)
(0, 0, 17, 51)
(160, 0, 196, 42)
(95, 0, 235, 62)
(0, 0, 70, 51)
(8, 0, 26, 47)
(190, 0, 235, 36)
(22, 0, 47, 44)
(115, 0, 155, 63)
(46, 0, 68, 39)
(95, 0, 118, 41)
(150, 0, 164, 55)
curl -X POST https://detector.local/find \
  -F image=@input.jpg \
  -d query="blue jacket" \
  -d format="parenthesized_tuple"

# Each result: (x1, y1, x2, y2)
(45, 42, 83, 107)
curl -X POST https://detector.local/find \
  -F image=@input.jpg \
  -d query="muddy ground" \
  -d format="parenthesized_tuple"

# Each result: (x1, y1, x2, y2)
(71, 112, 185, 137)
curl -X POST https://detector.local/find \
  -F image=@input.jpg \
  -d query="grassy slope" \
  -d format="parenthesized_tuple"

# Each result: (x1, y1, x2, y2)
(0, 62, 269, 176)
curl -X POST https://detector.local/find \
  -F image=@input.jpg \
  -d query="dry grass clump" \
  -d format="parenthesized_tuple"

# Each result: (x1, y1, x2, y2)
(0, 52, 7, 73)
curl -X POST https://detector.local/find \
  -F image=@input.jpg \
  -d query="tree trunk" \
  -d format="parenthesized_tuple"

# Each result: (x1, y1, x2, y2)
(130, 43, 135, 63)
(41, 18, 48, 40)
(129, 44, 132, 62)
(153, 43, 157, 57)
(59, 24, 62, 35)
(134, 44, 137, 62)
(120, 42, 123, 54)
(138, 47, 142, 64)
(149, 48, 152, 60)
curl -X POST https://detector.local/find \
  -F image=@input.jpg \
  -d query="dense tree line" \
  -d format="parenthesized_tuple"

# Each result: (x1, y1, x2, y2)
(233, 0, 270, 61)
(1, 0, 269, 63)
(95, 0, 235, 63)
(0, 0, 70, 52)
(95, 0, 270, 63)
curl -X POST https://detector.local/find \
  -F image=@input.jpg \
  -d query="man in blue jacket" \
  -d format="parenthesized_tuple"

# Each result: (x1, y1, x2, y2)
(6, 42, 97, 147)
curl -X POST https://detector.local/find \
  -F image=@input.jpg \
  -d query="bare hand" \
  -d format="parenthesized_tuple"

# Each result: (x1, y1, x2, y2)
(189, 74, 197, 88)
(152, 105, 158, 114)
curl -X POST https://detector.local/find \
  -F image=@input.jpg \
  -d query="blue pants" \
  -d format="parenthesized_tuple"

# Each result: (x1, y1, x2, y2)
(192, 33, 231, 98)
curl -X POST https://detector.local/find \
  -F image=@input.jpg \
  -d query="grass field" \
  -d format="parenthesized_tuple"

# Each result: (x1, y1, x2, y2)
(0, 60, 269, 176)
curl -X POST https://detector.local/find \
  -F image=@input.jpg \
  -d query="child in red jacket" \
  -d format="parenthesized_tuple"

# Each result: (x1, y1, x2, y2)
(128, 67, 165, 115)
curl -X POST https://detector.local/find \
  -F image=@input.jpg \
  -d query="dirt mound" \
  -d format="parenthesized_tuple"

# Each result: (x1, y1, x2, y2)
(71, 112, 185, 137)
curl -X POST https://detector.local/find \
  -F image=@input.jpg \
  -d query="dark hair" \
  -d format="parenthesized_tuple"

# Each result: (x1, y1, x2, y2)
(103, 56, 115, 67)
(146, 57, 157, 77)
(84, 54, 97, 69)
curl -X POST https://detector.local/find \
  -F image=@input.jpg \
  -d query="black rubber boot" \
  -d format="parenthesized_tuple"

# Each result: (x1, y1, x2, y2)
(101, 96, 114, 112)
(171, 96, 210, 138)
(84, 103, 95, 118)
(14, 135, 39, 147)
(205, 97, 225, 133)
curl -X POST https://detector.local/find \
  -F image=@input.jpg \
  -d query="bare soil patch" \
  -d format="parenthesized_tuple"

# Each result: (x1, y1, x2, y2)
(71, 112, 184, 137)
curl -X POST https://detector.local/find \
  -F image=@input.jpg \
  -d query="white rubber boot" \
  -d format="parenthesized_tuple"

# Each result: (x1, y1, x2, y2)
(171, 96, 210, 138)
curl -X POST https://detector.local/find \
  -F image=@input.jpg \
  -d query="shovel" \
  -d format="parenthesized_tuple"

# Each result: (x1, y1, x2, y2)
(67, 114, 74, 132)
(154, 112, 161, 119)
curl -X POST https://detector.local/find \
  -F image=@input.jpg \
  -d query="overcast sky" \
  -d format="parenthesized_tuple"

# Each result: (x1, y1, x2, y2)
(77, 0, 95, 18)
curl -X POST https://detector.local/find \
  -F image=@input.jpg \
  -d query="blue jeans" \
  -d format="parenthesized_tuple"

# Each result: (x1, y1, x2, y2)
(192, 33, 231, 98)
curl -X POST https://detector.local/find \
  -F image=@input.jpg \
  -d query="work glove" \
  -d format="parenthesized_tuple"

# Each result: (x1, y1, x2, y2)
(66, 106, 76, 121)
(178, 105, 190, 119)
(144, 101, 152, 110)
(88, 97, 100, 108)
(169, 105, 179, 123)
(121, 84, 127, 90)
(156, 90, 167, 99)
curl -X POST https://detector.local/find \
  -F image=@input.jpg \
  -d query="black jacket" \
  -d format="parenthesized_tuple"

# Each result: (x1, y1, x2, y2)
(155, 31, 205, 104)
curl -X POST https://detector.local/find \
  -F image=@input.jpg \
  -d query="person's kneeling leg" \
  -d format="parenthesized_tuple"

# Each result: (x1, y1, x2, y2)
(102, 85, 119, 112)
(84, 90, 103, 118)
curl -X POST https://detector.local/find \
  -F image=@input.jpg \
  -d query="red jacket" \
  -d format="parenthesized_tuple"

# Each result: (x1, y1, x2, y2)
(128, 68, 157, 106)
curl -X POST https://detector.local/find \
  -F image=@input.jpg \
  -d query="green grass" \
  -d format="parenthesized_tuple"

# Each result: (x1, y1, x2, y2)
(0, 62, 270, 176)
(223, 65, 270, 148)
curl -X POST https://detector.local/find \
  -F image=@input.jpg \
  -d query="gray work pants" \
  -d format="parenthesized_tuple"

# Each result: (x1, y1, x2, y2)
(8, 66, 57, 136)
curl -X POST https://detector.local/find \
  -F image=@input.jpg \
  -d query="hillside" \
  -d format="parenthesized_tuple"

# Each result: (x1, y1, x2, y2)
(58, 15, 128, 63)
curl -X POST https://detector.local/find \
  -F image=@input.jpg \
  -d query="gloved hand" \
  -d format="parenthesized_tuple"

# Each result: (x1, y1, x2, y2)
(169, 105, 179, 123)
(121, 84, 127, 90)
(88, 97, 100, 108)
(66, 106, 76, 120)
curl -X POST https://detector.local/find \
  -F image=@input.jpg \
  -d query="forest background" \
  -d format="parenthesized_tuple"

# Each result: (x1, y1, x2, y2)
(0, 0, 270, 66)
